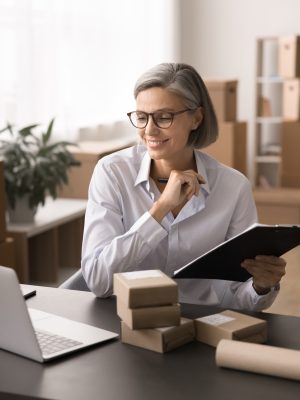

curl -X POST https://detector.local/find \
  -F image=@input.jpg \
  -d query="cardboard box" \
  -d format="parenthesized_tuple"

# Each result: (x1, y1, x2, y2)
(283, 79, 300, 120)
(0, 237, 15, 269)
(121, 318, 195, 353)
(253, 188, 300, 224)
(278, 35, 300, 78)
(194, 310, 267, 347)
(58, 139, 134, 199)
(281, 122, 300, 188)
(117, 299, 181, 329)
(113, 270, 178, 308)
(203, 122, 247, 175)
(205, 80, 238, 122)
(0, 161, 7, 242)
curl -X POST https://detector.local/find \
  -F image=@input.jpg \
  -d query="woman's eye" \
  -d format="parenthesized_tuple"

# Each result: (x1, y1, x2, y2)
(156, 113, 172, 120)
(136, 114, 147, 121)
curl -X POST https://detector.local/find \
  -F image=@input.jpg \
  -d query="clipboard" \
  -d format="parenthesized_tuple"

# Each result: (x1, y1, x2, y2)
(173, 224, 300, 282)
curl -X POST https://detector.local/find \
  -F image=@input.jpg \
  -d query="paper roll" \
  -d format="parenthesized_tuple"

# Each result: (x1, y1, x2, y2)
(216, 339, 300, 381)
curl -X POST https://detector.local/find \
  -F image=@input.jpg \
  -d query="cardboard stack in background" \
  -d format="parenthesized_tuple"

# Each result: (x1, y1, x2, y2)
(114, 270, 195, 353)
(0, 161, 16, 270)
(278, 35, 300, 188)
(203, 80, 247, 176)
(58, 139, 135, 199)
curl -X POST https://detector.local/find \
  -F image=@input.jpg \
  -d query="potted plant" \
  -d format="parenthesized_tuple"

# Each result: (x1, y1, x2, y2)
(0, 118, 81, 223)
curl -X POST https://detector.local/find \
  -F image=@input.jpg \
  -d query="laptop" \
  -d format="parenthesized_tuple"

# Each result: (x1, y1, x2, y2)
(0, 266, 118, 363)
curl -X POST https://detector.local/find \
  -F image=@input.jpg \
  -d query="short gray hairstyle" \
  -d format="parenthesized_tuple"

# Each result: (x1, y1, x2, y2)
(134, 63, 218, 149)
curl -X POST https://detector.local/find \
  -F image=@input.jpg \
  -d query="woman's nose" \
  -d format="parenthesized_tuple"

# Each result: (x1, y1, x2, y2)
(145, 115, 159, 135)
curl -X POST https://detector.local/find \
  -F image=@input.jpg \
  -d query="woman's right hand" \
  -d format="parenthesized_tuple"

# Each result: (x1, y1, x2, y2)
(150, 169, 205, 222)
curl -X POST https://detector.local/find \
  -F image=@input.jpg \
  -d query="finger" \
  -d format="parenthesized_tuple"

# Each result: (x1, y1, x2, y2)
(197, 173, 206, 184)
(182, 183, 195, 201)
(254, 255, 286, 266)
(241, 259, 286, 275)
(243, 263, 285, 279)
(241, 264, 286, 286)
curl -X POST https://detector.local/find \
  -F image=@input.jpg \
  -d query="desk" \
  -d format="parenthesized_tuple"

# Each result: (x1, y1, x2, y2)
(7, 198, 87, 283)
(1, 286, 300, 400)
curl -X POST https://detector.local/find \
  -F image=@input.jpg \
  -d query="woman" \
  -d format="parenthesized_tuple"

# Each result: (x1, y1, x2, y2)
(81, 63, 286, 310)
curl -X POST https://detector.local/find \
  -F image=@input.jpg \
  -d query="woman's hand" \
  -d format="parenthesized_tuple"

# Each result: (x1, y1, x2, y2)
(241, 255, 286, 295)
(150, 169, 205, 222)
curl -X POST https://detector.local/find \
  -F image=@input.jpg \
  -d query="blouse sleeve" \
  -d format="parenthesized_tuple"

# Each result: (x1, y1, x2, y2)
(81, 161, 167, 297)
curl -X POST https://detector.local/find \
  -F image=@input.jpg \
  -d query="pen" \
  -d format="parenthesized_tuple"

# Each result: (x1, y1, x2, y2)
(157, 176, 206, 184)
(157, 177, 169, 183)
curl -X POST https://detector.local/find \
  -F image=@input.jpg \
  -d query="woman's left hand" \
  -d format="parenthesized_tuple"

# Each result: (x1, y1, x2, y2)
(241, 255, 286, 295)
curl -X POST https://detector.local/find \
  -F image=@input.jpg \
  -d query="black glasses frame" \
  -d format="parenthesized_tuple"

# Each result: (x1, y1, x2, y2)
(127, 109, 194, 129)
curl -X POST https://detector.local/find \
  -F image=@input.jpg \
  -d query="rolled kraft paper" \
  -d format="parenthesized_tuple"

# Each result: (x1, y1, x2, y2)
(216, 339, 300, 381)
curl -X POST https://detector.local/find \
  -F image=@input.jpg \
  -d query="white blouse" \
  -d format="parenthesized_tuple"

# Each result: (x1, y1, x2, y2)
(81, 145, 278, 311)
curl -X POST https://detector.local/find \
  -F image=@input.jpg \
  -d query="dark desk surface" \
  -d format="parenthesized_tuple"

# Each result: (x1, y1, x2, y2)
(1, 286, 300, 400)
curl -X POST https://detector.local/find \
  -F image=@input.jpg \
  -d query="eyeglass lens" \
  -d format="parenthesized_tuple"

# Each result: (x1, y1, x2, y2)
(129, 111, 173, 128)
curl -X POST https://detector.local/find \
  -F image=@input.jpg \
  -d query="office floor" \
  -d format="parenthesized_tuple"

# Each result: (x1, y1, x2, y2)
(33, 247, 300, 317)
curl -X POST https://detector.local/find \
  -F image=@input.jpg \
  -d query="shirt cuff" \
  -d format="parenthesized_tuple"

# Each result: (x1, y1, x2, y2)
(247, 279, 280, 308)
(128, 211, 168, 249)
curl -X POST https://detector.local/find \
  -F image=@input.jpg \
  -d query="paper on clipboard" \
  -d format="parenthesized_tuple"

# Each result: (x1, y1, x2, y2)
(173, 223, 300, 282)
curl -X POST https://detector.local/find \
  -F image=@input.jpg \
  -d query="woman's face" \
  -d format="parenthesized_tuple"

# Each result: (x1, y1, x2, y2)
(136, 87, 202, 163)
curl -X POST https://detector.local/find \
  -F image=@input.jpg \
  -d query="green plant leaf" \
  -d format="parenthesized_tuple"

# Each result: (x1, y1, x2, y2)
(0, 117, 80, 210)
(19, 124, 39, 137)
(43, 117, 55, 145)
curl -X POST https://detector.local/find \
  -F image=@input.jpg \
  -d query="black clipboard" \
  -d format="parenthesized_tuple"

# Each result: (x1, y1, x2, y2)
(173, 224, 300, 282)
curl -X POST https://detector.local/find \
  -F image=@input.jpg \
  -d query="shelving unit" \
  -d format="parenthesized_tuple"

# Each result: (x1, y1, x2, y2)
(254, 35, 300, 188)
(255, 37, 282, 187)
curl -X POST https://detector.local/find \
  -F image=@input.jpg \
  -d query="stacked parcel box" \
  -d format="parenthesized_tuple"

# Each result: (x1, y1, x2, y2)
(203, 79, 247, 176)
(114, 270, 195, 353)
(114, 270, 267, 353)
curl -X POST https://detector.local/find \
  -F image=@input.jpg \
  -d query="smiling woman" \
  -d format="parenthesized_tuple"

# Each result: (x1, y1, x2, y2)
(0, 0, 179, 140)
(81, 62, 287, 310)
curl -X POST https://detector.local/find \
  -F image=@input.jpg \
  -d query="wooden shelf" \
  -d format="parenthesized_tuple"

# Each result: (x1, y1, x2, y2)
(255, 155, 281, 163)
(7, 197, 87, 283)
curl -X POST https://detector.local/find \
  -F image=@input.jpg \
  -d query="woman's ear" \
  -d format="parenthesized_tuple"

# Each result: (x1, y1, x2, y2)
(192, 107, 204, 130)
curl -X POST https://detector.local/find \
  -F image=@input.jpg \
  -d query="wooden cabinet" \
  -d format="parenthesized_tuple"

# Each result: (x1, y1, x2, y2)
(0, 161, 6, 242)
(7, 198, 87, 283)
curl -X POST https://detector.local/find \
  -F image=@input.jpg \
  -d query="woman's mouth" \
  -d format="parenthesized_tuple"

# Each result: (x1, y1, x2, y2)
(146, 138, 169, 148)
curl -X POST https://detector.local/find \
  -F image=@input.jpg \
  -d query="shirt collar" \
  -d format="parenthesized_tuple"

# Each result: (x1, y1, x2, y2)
(135, 151, 151, 187)
(194, 150, 210, 196)
(134, 149, 210, 195)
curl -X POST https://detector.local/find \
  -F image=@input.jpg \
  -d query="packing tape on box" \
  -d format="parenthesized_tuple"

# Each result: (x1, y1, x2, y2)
(216, 339, 300, 381)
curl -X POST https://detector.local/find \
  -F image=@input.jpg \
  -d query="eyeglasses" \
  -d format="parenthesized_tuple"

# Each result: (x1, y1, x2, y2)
(127, 109, 193, 129)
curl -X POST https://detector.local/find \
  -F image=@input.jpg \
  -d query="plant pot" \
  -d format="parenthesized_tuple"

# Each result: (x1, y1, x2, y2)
(7, 197, 37, 224)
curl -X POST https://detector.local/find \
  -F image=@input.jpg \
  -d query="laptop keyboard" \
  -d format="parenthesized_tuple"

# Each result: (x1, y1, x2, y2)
(35, 329, 83, 355)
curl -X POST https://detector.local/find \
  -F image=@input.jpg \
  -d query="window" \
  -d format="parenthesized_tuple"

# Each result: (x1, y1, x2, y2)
(0, 0, 179, 139)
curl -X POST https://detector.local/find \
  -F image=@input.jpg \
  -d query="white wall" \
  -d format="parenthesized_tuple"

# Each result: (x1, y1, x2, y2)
(180, 0, 300, 182)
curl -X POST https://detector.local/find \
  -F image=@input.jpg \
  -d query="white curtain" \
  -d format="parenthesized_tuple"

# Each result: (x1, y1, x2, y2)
(0, 0, 180, 140)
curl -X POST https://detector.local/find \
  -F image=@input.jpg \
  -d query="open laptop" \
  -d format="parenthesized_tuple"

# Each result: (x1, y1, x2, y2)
(0, 266, 118, 363)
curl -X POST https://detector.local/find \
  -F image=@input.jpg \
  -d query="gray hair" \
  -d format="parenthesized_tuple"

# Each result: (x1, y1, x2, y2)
(134, 63, 218, 149)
